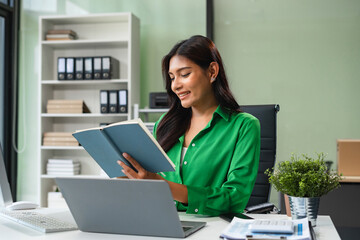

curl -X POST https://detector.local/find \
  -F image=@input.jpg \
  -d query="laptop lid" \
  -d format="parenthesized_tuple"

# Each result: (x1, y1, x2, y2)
(55, 178, 205, 238)
(0, 144, 13, 207)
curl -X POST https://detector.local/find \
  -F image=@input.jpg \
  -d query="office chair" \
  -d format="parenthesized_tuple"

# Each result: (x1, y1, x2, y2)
(240, 104, 280, 213)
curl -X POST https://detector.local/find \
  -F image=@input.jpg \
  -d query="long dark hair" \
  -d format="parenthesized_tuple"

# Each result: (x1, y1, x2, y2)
(157, 35, 240, 152)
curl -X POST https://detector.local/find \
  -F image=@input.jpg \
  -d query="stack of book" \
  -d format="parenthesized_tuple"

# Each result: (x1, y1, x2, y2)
(46, 159, 81, 176)
(46, 99, 90, 114)
(43, 132, 79, 146)
(45, 29, 78, 41)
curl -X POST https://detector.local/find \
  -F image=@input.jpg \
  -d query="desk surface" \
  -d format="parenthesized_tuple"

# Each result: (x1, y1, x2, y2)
(0, 208, 340, 240)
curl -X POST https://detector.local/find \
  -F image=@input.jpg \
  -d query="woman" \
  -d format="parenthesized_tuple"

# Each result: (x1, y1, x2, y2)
(118, 35, 260, 216)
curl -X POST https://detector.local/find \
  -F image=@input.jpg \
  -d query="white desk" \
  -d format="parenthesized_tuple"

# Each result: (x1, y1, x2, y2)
(0, 208, 341, 240)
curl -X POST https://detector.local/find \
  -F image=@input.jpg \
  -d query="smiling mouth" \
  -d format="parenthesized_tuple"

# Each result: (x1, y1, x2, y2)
(179, 92, 190, 98)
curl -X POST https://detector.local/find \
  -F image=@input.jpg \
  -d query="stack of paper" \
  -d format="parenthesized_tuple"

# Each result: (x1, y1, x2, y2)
(46, 99, 90, 114)
(220, 217, 311, 240)
(43, 132, 79, 146)
(45, 30, 78, 41)
(46, 159, 80, 176)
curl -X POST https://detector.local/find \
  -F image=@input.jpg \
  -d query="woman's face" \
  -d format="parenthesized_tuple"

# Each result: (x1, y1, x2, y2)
(169, 55, 214, 109)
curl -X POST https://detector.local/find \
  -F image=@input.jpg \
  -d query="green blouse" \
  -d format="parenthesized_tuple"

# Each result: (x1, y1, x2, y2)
(153, 106, 260, 216)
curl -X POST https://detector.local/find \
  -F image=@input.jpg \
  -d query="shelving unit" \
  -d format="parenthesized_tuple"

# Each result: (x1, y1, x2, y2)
(38, 13, 140, 207)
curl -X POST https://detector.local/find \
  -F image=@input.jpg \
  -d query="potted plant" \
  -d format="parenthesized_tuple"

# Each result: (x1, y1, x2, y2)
(265, 152, 342, 226)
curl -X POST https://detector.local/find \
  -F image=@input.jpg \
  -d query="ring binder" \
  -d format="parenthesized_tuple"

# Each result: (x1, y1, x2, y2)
(66, 57, 75, 80)
(84, 57, 93, 80)
(57, 57, 66, 80)
(93, 57, 102, 80)
(108, 90, 118, 113)
(118, 89, 128, 113)
(102, 56, 120, 79)
(100, 90, 109, 113)
(75, 57, 84, 80)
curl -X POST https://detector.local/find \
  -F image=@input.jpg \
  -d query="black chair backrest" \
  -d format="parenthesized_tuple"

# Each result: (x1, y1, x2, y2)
(240, 104, 280, 207)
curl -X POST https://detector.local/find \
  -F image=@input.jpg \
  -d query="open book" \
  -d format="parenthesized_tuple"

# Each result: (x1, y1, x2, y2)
(72, 119, 175, 178)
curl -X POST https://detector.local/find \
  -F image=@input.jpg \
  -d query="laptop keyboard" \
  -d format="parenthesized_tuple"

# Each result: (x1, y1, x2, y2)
(0, 209, 78, 233)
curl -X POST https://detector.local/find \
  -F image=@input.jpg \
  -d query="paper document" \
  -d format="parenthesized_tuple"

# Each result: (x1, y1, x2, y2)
(220, 217, 311, 240)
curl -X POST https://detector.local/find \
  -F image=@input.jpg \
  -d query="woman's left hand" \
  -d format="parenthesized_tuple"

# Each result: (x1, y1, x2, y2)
(117, 152, 162, 180)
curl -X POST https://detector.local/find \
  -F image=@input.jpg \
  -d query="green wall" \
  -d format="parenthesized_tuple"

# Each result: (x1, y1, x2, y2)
(18, 0, 360, 206)
(213, 0, 360, 203)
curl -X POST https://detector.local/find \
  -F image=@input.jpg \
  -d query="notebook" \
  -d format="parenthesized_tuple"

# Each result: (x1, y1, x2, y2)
(55, 178, 206, 238)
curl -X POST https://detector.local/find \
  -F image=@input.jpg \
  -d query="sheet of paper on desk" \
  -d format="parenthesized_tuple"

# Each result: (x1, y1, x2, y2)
(220, 217, 311, 240)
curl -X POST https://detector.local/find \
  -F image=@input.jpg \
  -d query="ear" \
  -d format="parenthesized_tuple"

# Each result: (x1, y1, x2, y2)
(208, 62, 219, 83)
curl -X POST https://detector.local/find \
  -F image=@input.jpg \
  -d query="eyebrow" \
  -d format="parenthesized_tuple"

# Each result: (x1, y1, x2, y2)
(168, 67, 192, 75)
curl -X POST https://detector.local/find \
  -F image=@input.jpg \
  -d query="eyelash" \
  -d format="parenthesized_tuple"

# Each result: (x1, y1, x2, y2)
(169, 73, 190, 81)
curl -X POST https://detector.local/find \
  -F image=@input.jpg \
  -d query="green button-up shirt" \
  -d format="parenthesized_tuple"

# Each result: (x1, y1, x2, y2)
(153, 105, 260, 216)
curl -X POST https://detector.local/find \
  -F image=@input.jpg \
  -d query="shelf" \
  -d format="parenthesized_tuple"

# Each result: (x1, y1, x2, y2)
(41, 174, 108, 179)
(139, 108, 169, 113)
(41, 79, 128, 85)
(41, 113, 128, 117)
(41, 39, 128, 49)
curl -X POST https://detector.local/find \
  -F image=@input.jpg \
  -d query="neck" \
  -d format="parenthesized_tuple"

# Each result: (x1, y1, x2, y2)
(191, 99, 218, 118)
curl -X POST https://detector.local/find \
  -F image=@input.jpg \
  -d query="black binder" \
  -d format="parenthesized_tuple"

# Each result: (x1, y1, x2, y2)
(57, 57, 66, 80)
(75, 57, 84, 80)
(108, 90, 118, 113)
(84, 57, 93, 80)
(102, 56, 120, 79)
(100, 90, 109, 113)
(66, 57, 75, 80)
(93, 57, 102, 80)
(118, 89, 128, 113)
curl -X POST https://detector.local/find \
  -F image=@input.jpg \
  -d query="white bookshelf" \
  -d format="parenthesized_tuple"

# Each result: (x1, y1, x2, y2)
(38, 13, 140, 207)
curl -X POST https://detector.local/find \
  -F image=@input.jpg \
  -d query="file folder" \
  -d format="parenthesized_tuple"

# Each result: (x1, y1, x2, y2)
(57, 57, 66, 80)
(102, 56, 120, 79)
(108, 90, 118, 113)
(84, 57, 93, 80)
(93, 57, 102, 80)
(118, 89, 128, 113)
(75, 57, 84, 80)
(100, 90, 109, 113)
(66, 57, 75, 80)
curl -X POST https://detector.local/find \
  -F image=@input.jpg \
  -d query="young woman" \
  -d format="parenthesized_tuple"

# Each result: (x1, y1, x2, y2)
(118, 35, 260, 216)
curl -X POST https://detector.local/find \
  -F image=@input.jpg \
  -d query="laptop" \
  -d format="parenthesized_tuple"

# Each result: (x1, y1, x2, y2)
(55, 177, 206, 238)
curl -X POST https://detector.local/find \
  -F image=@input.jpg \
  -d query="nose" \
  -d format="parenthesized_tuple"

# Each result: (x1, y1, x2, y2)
(171, 76, 182, 92)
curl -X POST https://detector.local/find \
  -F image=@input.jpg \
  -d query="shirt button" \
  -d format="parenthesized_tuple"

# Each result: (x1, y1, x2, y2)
(192, 143, 195, 147)
(195, 209, 199, 213)
(184, 161, 187, 165)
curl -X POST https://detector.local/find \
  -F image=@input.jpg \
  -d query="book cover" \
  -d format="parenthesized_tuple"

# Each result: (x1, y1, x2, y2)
(72, 118, 175, 178)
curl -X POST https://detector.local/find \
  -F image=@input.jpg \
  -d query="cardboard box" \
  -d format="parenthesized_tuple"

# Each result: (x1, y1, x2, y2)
(337, 139, 360, 176)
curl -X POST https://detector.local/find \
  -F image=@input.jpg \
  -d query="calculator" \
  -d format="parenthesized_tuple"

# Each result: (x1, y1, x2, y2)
(249, 219, 294, 234)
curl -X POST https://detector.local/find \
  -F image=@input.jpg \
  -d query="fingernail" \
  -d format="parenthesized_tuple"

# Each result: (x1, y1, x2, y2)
(122, 152, 128, 158)
(117, 160, 122, 165)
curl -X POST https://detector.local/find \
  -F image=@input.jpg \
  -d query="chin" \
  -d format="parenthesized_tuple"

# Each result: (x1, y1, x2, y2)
(180, 101, 192, 109)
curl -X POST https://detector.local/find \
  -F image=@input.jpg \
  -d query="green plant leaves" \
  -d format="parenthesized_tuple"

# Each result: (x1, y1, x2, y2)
(265, 153, 342, 197)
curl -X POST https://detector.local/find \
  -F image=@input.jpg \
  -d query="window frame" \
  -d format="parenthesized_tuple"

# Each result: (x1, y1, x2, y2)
(0, 0, 19, 201)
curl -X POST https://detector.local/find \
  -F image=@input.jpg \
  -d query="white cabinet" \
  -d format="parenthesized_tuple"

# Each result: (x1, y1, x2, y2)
(38, 13, 140, 206)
